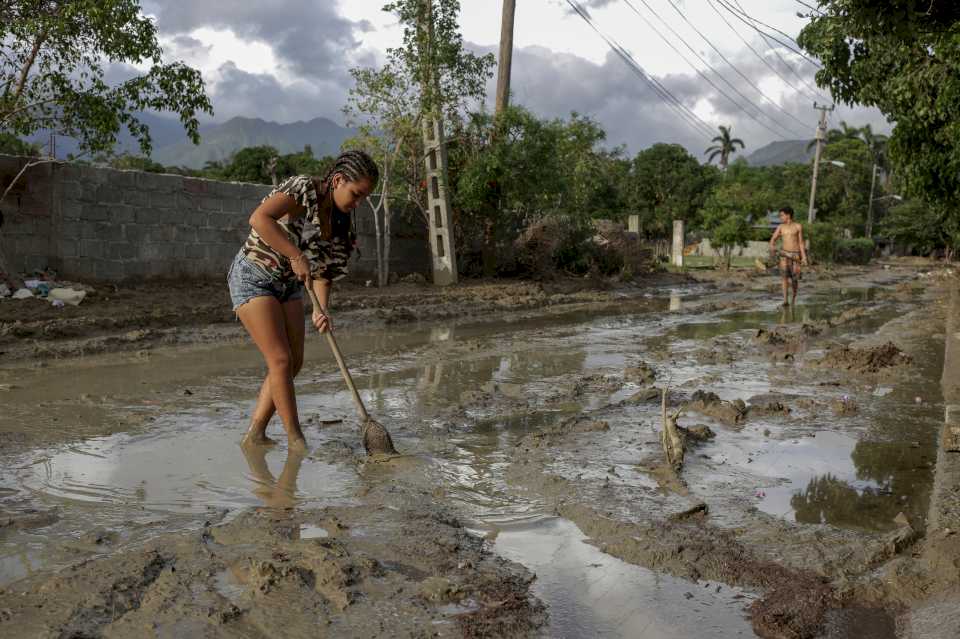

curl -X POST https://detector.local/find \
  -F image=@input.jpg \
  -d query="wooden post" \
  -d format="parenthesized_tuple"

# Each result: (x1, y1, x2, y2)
(418, 0, 457, 285)
(807, 103, 834, 223)
(671, 220, 685, 268)
(495, 0, 516, 117)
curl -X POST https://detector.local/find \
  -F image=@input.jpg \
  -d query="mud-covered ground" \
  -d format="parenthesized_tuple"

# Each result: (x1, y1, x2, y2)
(1, 259, 958, 638)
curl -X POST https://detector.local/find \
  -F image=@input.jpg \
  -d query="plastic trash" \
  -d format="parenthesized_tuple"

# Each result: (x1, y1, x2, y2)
(12, 288, 33, 300)
(48, 288, 86, 306)
(51, 299, 65, 308)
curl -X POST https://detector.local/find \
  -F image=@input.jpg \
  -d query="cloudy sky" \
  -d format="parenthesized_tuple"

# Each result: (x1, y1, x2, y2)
(140, 0, 890, 156)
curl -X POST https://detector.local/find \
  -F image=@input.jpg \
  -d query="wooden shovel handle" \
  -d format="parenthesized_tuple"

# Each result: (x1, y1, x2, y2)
(306, 286, 370, 423)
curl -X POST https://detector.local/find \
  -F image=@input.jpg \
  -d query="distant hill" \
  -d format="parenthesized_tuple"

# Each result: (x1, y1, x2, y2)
(745, 139, 816, 167)
(153, 116, 355, 168)
(26, 114, 355, 169)
(26, 112, 191, 159)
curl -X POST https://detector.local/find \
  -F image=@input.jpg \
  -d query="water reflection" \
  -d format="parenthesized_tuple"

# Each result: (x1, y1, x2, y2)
(241, 445, 304, 510)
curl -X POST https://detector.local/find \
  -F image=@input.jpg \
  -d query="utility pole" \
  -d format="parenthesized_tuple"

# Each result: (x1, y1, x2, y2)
(807, 102, 834, 223)
(419, 0, 458, 285)
(865, 162, 878, 238)
(495, 0, 516, 117)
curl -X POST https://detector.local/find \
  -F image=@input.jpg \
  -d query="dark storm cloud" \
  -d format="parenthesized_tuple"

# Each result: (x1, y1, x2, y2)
(142, 0, 371, 83)
(205, 62, 348, 124)
(471, 41, 890, 158)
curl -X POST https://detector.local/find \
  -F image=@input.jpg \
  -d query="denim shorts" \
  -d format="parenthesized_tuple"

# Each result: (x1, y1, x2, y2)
(227, 251, 304, 312)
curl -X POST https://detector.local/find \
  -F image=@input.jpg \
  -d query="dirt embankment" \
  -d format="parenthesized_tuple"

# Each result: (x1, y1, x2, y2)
(0, 274, 686, 363)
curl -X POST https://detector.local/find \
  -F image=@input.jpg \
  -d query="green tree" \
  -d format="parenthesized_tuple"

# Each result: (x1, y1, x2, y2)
(0, 0, 211, 162)
(704, 125, 745, 171)
(798, 1, 960, 252)
(806, 120, 863, 151)
(816, 138, 874, 231)
(699, 181, 766, 268)
(629, 143, 718, 237)
(346, 0, 495, 283)
(0, 132, 39, 156)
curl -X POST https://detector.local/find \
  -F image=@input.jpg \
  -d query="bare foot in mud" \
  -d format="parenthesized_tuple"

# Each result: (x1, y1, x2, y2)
(288, 437, 309, 455)
(240, 425, 278, 448)
(240, 432, 278, 447)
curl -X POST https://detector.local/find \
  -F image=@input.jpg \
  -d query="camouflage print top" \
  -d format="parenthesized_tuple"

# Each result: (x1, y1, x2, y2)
(241, 175, 355, 283)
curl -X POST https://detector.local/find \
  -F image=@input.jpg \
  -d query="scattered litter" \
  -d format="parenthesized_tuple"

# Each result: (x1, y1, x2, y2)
(48, 288, 86, 306)
(755, 490, 766, 498)
(12, 288, 33, 300)
(915, 397, 923, 404)
(51, 299, 65, 308)
(0, 283, 9, 298)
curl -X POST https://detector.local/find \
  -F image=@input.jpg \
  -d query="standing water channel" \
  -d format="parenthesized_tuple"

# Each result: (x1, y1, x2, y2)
(0, 275, 943, 638)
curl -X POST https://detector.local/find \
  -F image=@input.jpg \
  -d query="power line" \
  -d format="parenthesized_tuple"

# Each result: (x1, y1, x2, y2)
(794, 0, 826, 16)
(660, 0, 811, 132)
(715, 0, 822, 68)
(563, 0, 716, 140)
(705, 0, 828, 104)
(621, 0, 803, 139)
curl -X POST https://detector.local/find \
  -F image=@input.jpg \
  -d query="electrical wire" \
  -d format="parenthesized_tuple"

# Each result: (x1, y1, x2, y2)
(621, 0, 803, 139)
(715, 0, 822, 68)
(705, 0, 829, 104)
(564, 0, 717, 140)
(660, 0, 811, 132)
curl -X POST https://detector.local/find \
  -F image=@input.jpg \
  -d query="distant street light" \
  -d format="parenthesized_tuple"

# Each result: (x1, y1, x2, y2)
(828, 160, 846, 168)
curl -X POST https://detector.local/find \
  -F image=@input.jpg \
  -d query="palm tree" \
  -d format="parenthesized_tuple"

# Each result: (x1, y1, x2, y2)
(806, 120, 863, 151)
(705, 125, 745, 171)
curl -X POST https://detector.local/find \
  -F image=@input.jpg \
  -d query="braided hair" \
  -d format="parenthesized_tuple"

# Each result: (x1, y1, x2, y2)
(319, 150, 379, 190)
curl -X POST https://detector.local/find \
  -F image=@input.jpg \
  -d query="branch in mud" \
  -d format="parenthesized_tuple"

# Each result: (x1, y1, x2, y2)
(660, 388, 686, 471)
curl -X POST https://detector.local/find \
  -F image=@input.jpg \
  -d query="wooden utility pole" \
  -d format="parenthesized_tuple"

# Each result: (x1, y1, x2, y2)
(865, 162, 879, 238)
(807, 102, 834, 223)
(495, 0, 516, 117)
(419, 0, 458, 285)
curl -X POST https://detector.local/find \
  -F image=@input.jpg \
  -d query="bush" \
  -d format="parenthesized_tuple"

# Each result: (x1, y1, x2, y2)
(836, 238, 874, 264)
(805, 222, 839, 263)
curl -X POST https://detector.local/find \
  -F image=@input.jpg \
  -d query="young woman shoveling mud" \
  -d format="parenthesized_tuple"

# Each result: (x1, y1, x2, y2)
(227, 150, 377, 452)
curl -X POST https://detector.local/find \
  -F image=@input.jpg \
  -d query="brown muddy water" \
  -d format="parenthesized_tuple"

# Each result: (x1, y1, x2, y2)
(0, 271, 944, 637)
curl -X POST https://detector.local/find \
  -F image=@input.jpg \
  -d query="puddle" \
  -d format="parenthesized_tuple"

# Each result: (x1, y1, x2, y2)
(14, 416, 359, 516)
(493, 518, 756, 638)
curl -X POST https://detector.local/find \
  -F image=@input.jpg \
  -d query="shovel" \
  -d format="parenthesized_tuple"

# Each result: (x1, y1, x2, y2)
(305, 288, 398, 456)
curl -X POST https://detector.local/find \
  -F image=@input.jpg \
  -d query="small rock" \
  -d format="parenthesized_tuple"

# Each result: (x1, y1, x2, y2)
(894, 512, 910, 527)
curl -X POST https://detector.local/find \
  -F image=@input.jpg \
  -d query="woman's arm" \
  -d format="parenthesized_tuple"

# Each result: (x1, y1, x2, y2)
(249, 192, 307, 256)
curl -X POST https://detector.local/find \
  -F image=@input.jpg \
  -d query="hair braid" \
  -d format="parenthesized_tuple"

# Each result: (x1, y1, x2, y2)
(319, 150, 379, 189)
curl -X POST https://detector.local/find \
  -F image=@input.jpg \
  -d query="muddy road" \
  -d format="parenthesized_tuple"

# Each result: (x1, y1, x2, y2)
(1, 261, 956, 638)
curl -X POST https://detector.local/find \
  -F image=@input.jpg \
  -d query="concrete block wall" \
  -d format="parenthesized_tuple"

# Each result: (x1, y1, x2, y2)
(0, 154, 429, 282)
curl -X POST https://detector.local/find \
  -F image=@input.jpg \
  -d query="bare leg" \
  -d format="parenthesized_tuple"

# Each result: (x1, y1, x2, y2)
(791, 268, 799, 306)
(779, 258, 790, 306)
(237, 296, 306, 451)
(242, 298, 306, 446)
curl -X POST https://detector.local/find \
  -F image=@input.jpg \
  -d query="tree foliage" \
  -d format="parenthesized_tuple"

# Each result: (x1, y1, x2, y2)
(629, 143, 718, 237)
(0, 0, 213, 158)
(798, 1, 960, 217)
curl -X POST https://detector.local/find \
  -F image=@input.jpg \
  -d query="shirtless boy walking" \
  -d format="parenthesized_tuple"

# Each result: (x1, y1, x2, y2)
(769, 206, 808, 307)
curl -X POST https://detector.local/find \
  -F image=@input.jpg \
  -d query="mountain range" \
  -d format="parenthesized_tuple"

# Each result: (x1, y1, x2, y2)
(744, 139, 816, 167)
(28, 114, 356, 169)
(27, 113, 812, 170)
